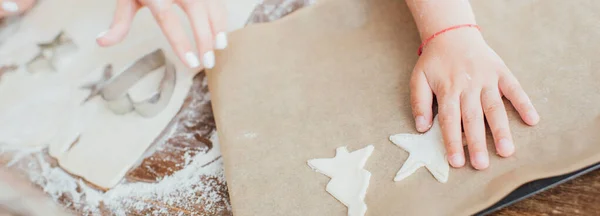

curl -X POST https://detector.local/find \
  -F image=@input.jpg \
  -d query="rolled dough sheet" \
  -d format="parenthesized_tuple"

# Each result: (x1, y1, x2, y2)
(207, 0, 600, 215)
(0, 0, 259, 189)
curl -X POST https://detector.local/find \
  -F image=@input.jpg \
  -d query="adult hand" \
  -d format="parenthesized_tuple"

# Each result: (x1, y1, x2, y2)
(96, 0, 228, 69)
(0, 0, 35, 18)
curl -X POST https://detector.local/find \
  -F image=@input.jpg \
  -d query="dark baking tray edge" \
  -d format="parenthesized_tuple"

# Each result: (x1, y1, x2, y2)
(476, 162, 600, 215)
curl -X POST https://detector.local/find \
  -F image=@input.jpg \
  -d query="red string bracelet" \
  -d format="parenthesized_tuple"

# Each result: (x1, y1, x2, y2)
(417, 24, 481, 56)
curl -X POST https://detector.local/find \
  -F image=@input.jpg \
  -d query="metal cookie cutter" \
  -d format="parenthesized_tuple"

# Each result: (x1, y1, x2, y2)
(99, 49, 177, 118)
(26, 31, 78, 73)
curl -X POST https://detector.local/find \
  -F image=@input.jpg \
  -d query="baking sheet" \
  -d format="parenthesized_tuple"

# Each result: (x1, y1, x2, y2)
(207, 0, 600, 215)
(477, 162, 600, 215)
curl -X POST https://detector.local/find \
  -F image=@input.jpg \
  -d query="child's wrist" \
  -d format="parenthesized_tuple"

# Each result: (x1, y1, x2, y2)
(418, 24, 483, 56)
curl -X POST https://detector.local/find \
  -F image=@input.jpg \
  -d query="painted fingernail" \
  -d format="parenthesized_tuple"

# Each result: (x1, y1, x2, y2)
(448, 154, 465, 167)
(2, 1, 19, 12)
(415, 115, 429, 132)
(185, 52, 200, 68)
(96, 31, 107, 39)
(215, 32, 228, 50)
(473, 152, 489, 170)
(527, 111, 540, 124)
(203, 51, 215, 69)
(497, 138, 514, 157)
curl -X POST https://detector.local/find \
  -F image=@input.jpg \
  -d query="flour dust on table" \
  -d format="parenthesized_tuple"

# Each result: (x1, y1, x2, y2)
(308, 145, 374, 216)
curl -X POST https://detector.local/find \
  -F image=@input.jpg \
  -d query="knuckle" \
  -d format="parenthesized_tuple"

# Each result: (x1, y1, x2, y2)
(483, 101, 504, 114)
(153, 8, 170, 23)
(179, 0, 200, 7)
(481, 88, 498, 102)
(504, 82, 522, 95)
(516, 100, 533, 111)
(445, 140, 463, 152)
(466, 136, 484, 148)
(439, 113, 457, 125)
(411, 100, 426, 111)
(462, 111, 481, 125)
(491, 127, 510, 138)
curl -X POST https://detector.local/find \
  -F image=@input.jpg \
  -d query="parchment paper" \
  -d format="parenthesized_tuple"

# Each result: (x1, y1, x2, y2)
(207, 0, 600, 215)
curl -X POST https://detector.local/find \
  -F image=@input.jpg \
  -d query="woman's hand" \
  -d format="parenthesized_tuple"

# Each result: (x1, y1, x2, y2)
(96, 0, 228, 69)
(0, 0, 35, 18)
(410, 28, 540, 170)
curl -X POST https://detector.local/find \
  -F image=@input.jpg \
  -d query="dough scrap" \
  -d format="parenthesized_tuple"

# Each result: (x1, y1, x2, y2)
(307, 145, 374, 216)
(389, 116, 449, 183)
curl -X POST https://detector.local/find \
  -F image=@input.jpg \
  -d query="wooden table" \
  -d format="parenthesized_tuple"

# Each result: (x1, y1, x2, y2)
(495, 170, 600, 215)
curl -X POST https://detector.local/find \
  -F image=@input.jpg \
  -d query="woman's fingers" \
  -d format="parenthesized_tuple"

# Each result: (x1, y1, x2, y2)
(205, 0, 228, 50)
(461, 90, 488, 170)
(499, 73, 540, 125)
(96, 0, 139, 47)
(410, 70, 434, 132)
(148, 1, 198, 68)
(0, 0, 35, 17)
(438, 93, 465, 168)
(179, 0, 216, 69)
(482, 87, 515, 157)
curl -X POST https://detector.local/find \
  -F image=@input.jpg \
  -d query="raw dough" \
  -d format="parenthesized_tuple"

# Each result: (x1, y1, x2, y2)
(389, 116, 449, 183)
(0, 0, 259, 189)
(307, 145, 374, 216)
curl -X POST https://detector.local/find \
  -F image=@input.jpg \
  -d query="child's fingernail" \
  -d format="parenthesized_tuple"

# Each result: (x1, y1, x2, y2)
(215, 32, 228, 50)
(415, 115, 429, 132)
(497, 138, 514, 157)
(2, 1, 19, 12)
(473, 152, 489, 170)
(96, 31, 108, 39)
(203, 51, 215, 69)
(185, 52, 200, 68)
(448, 154, 465, 167)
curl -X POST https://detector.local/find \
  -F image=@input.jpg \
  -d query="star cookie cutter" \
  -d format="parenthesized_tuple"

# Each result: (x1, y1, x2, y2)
(81, 49, 177, 118)
(26, 31, 78, 73)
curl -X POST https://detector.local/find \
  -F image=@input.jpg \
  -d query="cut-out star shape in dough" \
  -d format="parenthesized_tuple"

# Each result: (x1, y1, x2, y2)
(26, 32, 77, 73)
(389, 116, 449, 183)
(80, 64, 113, 103)
(308, 145, 374, 216)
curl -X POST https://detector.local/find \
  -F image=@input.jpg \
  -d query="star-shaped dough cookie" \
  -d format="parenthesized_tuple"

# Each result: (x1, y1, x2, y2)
(389, 116, 449, 183)
(26, 32, 77, 73)
(308, 145, 374, 216)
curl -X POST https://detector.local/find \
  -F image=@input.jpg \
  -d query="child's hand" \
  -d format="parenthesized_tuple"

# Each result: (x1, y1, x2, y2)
(96, 0, 228, 69)
(410, 28, 540, 170)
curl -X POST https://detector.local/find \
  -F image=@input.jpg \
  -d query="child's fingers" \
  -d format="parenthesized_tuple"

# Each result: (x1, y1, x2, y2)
(96, 0, 138, 47)
(499, 73, 540, 125)
(437, 94, 465, 168)
(409, 71, 433, 132)
(481, 87, 515, 158)
(205, 0, 228, 50)
(178, 0, 215, 69)
(460, 90, 488, 170)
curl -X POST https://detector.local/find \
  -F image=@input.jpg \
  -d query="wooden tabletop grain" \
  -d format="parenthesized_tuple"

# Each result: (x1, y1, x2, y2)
(494, 169, 600, 216)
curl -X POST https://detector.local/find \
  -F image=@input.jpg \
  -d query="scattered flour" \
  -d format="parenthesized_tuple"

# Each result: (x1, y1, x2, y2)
(2, 132, 228, 215)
